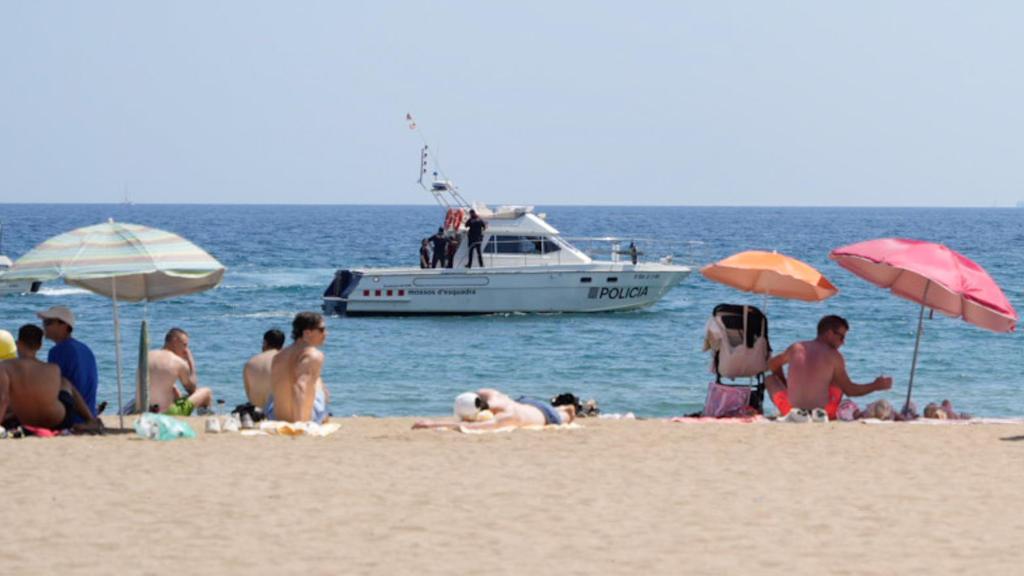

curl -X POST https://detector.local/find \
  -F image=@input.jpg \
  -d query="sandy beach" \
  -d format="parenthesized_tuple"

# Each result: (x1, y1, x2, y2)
(2, 417, 1023, 575)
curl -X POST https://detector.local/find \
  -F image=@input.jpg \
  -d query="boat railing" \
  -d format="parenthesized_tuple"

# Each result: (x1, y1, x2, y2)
(474, 236, 702, 267)
(562, 236, 703, 266)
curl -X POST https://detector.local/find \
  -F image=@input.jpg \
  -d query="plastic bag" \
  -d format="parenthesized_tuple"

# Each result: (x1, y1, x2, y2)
(134, 413, 197, 441)
(703, 382, 752, 418)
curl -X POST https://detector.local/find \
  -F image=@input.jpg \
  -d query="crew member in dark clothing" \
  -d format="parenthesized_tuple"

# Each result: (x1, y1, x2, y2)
(419, 238, 431, 269)
(445, 233, 460, 268)
(429, 228, 447, 269)
(465, 209, 487, 268)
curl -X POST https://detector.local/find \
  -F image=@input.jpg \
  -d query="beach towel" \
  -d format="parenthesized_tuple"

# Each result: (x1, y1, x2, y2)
(21, 425, 62, 437)
(670, 415, 765, 424)
(242, 420, 341, 437)
(458, 422, 584, 434)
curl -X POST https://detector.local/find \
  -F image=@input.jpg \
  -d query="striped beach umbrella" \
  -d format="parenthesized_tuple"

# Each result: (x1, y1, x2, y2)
(3, 219, 224, 301)
(4, 220, 225, 427)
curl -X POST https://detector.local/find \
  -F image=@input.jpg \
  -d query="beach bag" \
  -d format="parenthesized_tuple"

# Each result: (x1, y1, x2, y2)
(702, 382, 752, 418)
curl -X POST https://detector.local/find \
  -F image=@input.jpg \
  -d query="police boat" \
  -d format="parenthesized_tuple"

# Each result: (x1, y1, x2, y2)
(0, 224, 42, 297)
(322, 148, 692, 316)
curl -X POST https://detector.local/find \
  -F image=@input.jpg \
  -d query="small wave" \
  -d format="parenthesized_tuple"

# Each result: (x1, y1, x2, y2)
(38, 286, 91, 296)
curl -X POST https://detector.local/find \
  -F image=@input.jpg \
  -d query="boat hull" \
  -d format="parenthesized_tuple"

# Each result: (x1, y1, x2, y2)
(0, 279, 41, 297)
(323, 264, 690, 316)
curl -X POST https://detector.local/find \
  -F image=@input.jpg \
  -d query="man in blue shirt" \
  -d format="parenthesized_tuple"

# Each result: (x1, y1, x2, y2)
(38, 306, 98, 423)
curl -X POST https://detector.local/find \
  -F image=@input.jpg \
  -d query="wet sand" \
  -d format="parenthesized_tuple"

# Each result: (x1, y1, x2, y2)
(2, 416, 1023, 575)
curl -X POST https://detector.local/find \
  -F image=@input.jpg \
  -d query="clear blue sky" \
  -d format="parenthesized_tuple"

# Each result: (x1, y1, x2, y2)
(2, 1, 1022, 206)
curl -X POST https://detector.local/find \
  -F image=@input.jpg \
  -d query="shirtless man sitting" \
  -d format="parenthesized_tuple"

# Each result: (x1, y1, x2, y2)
(148, 327, 213, 415)
(0, 324, 99, 432)
(243, 328, 285, 410)
(268, 312, 329, 423)
(412, 388, 577, 431)
(766, 314, 893, 420)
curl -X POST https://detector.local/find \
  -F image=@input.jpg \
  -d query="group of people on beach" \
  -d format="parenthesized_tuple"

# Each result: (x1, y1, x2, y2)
(0, 307, 102, 433)
(411, 313, 968, 430)
(1, 303, 969, 435)
(0, 306, 332, 433)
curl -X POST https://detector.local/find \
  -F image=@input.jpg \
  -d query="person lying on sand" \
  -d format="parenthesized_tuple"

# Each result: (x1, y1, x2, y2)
(267, 312, 330, 424)
(0, 324, 101, 432)
(766, 315, 893, 420)
(923, 400, 971, 420)
(836, 398, 971, 422)
(149, 328, 213, 416)
(412, 388, 577, 431)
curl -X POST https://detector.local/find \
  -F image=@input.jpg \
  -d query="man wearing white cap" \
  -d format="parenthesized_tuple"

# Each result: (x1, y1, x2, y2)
(38, 306, 99, 422)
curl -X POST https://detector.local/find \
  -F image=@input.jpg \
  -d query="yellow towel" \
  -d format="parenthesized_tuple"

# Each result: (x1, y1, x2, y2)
(241, 420, 341, 437)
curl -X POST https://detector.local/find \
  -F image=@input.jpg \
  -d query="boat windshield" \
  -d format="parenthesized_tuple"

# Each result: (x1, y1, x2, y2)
(485, 235, 562, 255)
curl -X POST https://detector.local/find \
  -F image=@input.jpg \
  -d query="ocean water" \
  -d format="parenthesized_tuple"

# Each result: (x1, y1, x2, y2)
(1, 204, 1021, 418)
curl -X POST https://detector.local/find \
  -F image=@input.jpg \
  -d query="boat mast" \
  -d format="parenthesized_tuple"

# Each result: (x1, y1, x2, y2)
(407, 113, 470, 210)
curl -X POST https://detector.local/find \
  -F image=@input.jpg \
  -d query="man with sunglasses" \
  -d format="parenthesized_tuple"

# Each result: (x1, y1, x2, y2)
(38, 306, 98, 423)
(765, 315, 892, 420)
(268, 312, 330, 423)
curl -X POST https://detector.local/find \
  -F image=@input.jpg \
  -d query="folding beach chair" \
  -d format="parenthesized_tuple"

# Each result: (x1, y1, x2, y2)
(701, 304, 771, 416)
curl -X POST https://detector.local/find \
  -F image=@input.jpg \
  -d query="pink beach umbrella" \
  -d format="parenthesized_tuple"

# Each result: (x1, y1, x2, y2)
(829, 238, 1018, 411)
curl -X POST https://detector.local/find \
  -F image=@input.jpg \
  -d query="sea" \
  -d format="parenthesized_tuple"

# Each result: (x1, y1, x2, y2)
(1, 204, 1022, 418)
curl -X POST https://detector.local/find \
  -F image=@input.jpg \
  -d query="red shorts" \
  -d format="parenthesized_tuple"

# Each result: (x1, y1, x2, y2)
(771, 386, 843, 420)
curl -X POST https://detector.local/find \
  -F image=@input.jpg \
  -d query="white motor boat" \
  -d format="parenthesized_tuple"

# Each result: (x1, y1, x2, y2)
(0, 225, 42, 296)
(323, 149, 691, 316)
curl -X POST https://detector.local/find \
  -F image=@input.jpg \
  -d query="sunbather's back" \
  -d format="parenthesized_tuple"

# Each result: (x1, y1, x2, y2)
(270, 342, 324, 422)
(785, 340, 839, 410)
(2, 358, 65, 428)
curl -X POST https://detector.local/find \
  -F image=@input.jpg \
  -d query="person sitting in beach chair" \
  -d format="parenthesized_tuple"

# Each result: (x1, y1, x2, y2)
(702, 304, 771, 416)
(412, 388, 577, 431)
(267, 312, 330, 424)
(148, 328, 213, 416)
(243, 328, 285, 410)
(0, 324, 101, 432)
(766, 314, 892, 420)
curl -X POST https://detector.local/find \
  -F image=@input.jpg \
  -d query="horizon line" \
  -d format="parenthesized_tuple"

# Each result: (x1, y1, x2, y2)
(1, 201, 1021, 209)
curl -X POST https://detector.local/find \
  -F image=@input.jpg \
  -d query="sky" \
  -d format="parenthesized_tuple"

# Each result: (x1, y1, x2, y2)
(1, 1, 1022, 207)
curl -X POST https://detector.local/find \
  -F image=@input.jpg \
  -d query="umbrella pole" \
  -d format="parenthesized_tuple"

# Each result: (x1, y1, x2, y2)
(113, 278, 124, 430)
(904, 281, 931, 413)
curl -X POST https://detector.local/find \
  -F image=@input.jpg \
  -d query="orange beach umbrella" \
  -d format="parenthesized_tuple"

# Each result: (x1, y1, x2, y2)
(700, 250, 838, 302)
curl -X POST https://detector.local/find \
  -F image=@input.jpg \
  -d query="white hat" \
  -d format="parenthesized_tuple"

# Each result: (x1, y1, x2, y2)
(454, 392, 482, 421)
(36, 306, 75, 328)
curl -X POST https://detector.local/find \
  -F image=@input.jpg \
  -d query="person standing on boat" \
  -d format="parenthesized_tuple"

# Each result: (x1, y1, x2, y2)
(465, 209, 487, 268)
(419, 238, 431, 269)
(429, 228, 447, 269)
(445, 233, 460, 269)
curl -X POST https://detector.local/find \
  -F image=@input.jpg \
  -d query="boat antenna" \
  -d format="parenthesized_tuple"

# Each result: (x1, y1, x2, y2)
(406, 113, 469, 209)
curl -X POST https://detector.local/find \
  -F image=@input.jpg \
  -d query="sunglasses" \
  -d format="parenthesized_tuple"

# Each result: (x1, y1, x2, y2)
(42, 318, 65, 326)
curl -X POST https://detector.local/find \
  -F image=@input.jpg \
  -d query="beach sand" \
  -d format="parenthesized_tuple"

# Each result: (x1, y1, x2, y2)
(2, 416, 1023, 575)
